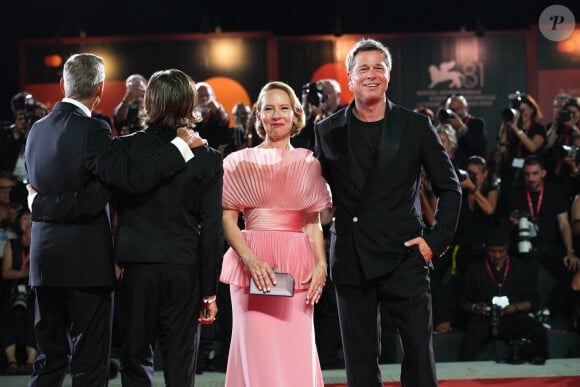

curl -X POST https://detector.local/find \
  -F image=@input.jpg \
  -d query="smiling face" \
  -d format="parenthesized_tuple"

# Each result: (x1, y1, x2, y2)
(257, 88, 295, 144)
(518, 101, 534, 123)
(349, 49, 390, 105)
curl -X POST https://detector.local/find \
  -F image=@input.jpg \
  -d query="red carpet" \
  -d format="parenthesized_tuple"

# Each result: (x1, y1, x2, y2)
(326, 376, 580, 386)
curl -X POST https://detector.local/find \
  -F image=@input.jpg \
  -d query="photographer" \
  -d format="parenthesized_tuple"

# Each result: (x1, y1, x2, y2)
(459, 228, 548, 364)
(431, 155, 499, 333)
(0, 171, 23, 251)
(0, 92, 46, 182)
(293, 79, 345, 150)
(508, 155, 580, 327)
(497, 92, 546, 220)
(454, 156, 500, 271)
(438, 94, 487, 169)
(543, 97, 580, 200)
(1, 210, 36, 374)
(112, 74, 147, 135)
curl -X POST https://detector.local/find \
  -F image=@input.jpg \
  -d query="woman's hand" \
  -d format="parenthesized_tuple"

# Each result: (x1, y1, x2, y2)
(303, 264, 327, 305)
(245, 256, 277, 293)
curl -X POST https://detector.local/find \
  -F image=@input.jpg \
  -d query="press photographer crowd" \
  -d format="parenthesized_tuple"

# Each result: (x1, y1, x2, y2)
(1, 81, 580, 380)
(418, 91, 580, 365)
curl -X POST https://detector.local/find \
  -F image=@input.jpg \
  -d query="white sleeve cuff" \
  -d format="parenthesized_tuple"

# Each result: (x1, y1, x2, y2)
(171, 137, 194, 162)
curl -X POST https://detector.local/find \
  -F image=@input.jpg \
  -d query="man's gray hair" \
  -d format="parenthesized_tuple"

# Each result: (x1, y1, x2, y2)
(62, 53, 105, 100)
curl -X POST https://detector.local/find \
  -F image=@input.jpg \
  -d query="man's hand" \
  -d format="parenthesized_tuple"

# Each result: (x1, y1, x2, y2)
(563, 254, 580, 271)
(26, 184, 38, 211)
(199, 301, 218, 325)
(404, 237, 434, 262)
(176, 127, 208, 149)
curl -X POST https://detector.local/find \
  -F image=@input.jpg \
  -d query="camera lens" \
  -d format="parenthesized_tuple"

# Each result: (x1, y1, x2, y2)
(501, 108, 517, 122)
(438, 108, 454, 122)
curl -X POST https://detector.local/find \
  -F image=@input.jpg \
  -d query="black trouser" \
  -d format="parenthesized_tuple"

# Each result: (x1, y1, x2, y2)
(335, 250, 437, 387)
(30, 286, 113, 387)
(118, 263, 200, 387)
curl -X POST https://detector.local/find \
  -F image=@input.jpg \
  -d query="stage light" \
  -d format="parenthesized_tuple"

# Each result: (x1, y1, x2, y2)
(44, 54, 63, 68)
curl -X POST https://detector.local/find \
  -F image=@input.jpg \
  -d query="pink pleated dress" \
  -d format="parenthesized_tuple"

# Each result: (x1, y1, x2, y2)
(220, 147, 332, 387)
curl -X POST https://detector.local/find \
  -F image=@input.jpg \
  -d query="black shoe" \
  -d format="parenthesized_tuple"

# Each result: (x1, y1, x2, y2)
(529, 356, 546, 365)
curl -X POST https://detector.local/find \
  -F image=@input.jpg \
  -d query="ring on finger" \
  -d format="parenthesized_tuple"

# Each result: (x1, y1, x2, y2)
(256, 273, 263, 277)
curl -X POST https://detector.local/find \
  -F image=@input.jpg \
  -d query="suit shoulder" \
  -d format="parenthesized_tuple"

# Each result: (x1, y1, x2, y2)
(193, 146, 224, 164)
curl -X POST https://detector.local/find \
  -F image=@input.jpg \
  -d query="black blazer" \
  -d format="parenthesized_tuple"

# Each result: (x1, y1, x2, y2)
(25, 102, 186, 288)
(112, 128, 223, 297)
(314, 99, 461, 285)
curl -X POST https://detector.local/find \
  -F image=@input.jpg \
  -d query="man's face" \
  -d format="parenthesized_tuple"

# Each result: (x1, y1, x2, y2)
(349, 50, 390, 104)
(448, 97, 467, 119)
(487, 244, 509, 266)
(0, 178, 15, 205)
(196, 85, 211, 109)
(523, 164, 546, 192)
(13, 109, 29, 132)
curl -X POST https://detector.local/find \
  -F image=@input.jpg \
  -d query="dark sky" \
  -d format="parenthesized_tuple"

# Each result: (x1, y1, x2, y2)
(0, 0, 574, 118)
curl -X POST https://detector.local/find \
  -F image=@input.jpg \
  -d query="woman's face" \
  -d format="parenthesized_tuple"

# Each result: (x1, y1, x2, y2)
(568, 105, 580, 126)
(519, 101, 534, 122)
(20, 212, 31, 234)
(258, 89, 294, 142)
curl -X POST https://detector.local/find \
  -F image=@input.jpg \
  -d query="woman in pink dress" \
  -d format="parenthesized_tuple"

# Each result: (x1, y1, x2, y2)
(220, 81, 332, 387)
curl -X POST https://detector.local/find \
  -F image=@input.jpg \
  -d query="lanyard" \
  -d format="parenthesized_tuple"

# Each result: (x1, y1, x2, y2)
(484, 256, 510, 295)
(526, 185, 544, 221)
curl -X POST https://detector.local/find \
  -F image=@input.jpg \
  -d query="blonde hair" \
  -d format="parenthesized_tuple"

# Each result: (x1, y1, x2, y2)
(254, 81, 306, 139)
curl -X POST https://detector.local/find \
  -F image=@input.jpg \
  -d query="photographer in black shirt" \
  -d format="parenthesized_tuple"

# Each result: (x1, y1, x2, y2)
(459, 227, 548, 364)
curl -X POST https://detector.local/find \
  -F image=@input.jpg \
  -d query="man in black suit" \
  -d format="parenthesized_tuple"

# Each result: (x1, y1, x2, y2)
(24, 53, 203, 386)
(314, 38, 461, 387)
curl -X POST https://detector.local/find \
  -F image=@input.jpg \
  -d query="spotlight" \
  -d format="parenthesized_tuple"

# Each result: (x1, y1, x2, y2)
(44, 54, 63, 68)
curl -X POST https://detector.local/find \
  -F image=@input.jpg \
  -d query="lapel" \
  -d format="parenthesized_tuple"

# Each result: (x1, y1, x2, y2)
(356, 99, 403, 207)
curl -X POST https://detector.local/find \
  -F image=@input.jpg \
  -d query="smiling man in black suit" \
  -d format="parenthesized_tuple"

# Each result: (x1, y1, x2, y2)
(315, 38, 461, 387)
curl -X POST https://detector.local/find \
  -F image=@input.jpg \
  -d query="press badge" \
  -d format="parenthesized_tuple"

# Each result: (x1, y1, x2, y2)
(512, 157, 524, 168)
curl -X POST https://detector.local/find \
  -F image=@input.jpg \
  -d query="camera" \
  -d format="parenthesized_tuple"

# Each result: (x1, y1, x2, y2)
(561, 144, 580, 163)
(456, 168, 477, 184)
(11, 284, 30, 310)
(23, 95, 45, 125)
(517, 216, 538, 254)
(557, 108, 573, 124)
(302, 82, 325, 107)
(487, 296, 509, 337)
(501, 91, 524, 122)
(437, 108, 455, 122)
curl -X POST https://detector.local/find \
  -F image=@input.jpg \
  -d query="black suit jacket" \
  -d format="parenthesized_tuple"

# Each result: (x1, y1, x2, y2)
(25, 102, 186, 288)
(112, 129, 223, 296)
(314, 99, 461, 285)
